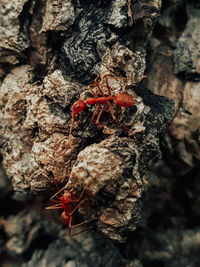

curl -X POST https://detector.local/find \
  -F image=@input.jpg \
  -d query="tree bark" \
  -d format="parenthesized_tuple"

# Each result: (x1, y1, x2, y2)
(0, 0, 199, 265)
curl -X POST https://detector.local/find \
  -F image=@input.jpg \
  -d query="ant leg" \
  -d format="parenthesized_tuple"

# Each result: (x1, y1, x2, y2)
(88, 84, 98, 98)
(68, 215, 73, 236)
(107, 101, 119, 123)
(50, 199, 61, 203)
(70, 198, 87, 215)
(88, 86, 101, 122)
(88, 78, 105, 124)
(95, 104, 105, 125)
(70, 219, 96, 236)
(71, 217, 96, 229)
(89, 77, 105, 97)
(45, 204, 62, 210)
(94, 78, 105, 97)
(88, 81, 98, 89)
(107, 101, 128, 130)
(91, 104, 100, 123)
(50, 186, 66, 201)
(103, 75, 130, 95)
(53, 178, 60, 190)
(74, 187, 86, 203)
(71, 220, 90, 229)
(104, 76, 112, 96)
(69, 116, 75, 141)
(69, 187, 87, 205)
(88, 87, 98, 98)
(96, 83, 105, 97)
(91, 104, 105, 127)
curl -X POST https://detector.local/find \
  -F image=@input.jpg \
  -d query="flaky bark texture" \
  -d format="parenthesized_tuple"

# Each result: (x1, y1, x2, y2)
(0, 0, 199, 265)
(0, 0, 174, 243)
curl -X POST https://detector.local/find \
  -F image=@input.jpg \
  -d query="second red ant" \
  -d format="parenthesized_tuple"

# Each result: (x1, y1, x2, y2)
(69, 75, 135, 137)
(46, 186, 87, 236)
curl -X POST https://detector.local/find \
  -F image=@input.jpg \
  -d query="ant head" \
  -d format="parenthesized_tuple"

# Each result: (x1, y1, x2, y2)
(69, 100, 86, 140)
(72, 100, 86, 119)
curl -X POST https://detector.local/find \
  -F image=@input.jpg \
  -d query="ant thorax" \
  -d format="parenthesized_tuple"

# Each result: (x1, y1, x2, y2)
(61, 191, 72, 200)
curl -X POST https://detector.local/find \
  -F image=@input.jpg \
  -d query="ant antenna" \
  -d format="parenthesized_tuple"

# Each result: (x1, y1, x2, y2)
(68, 116, 74, 141)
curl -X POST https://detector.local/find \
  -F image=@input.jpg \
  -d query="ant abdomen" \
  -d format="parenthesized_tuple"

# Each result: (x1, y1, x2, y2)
(114, 93, 134, 107)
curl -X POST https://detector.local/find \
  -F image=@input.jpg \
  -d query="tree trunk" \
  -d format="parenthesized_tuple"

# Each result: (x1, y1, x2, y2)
(0, 0, 199, 265)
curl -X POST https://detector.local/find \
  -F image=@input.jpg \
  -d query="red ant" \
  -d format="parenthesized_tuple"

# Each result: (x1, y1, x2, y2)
(46, 186, 87, 236)
(69, 75, 135, 137)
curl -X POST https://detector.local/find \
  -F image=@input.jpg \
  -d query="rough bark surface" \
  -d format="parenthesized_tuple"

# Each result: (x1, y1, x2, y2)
(0, 0, 199, 266)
